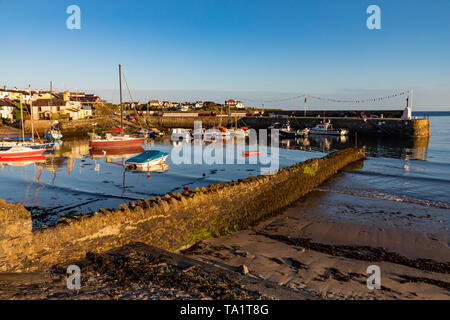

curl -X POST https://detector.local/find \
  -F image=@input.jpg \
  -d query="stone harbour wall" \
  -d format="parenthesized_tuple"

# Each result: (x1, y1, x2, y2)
(241, 117, 431, 137)
(0, 148, 365, 272)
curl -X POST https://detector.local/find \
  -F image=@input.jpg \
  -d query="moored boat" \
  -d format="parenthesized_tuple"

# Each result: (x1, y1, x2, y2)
(170, 128, 191, 141)
(269, 121, 296, 138)
(89, 64, 145, 149)
(125, 150, 169, 170)
(310, 120, 349, 136)
(44, 129, 63, 140)
(89, 132, 145, 149)
(0, 146, 46, 160)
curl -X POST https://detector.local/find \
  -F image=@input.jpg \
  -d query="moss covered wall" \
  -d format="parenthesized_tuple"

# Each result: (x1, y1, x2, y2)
(0, 148, 365, 272)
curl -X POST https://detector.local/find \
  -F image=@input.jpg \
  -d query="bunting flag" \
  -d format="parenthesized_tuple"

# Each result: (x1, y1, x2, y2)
(216, 90, 409, 105)
(308, 91, 409, 104)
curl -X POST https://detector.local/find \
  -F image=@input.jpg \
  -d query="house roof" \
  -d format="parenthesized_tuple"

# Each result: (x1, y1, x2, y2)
(0, 99, 16, 107)
(33, 99, 67, 107)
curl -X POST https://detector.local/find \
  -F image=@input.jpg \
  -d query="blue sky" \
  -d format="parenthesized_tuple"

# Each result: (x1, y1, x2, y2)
(1, 0, 449, 110)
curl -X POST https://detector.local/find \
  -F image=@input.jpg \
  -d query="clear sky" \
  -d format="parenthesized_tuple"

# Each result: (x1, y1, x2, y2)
(1, 0, 449, 110)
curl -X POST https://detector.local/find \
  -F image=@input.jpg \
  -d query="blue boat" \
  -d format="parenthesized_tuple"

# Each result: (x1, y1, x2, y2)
(125, 150, 169, 170)
(44, 130, 63, 141)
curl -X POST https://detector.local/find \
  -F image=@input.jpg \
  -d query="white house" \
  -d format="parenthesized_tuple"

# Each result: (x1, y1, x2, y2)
(193, 101, 204, 109)
(176, 103, 189, 112)
(0, 100, 16, 120)
(225, 99, 244, 109)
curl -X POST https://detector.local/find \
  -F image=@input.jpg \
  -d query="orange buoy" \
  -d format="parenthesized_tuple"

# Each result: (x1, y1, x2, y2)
(243, 151, 262, 157)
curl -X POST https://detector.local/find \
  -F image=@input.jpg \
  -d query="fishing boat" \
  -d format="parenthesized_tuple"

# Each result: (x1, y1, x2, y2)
(88, 64, 144, 149)
(310, 120, 349, 136)
(170, 128, 191, 141)
(125, 150, 169, 171)
(269, 121, 296, 138)
(0, 146, 46, 161)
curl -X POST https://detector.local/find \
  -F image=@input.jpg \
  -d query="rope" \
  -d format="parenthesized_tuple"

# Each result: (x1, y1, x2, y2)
(23, 104, 43, 144)
(121, 71, 145, 129)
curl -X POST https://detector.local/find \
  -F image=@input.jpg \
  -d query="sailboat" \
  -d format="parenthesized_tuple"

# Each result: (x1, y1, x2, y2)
(0, 95, 47, 160)
(89, 64, 145, 149)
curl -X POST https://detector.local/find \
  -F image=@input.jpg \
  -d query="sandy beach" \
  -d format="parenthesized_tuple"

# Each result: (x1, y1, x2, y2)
(183, 180, 450, 300)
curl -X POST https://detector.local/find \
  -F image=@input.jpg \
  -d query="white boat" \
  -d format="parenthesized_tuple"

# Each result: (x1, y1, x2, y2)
(228, 128, 248, 138)
(0, 141, 54, 150)
(125, 150, 169, 170)
(310, 120, 349, 136)
(170, 128, 191, 141)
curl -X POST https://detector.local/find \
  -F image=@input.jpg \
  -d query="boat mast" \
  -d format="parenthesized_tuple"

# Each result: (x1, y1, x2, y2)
(119, 64, 123, 136)
(20, 94, 24, 142)
(29, 84, 34, 142)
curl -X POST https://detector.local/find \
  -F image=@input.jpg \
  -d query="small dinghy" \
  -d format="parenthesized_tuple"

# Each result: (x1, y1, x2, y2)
(125, 150, 169, 170)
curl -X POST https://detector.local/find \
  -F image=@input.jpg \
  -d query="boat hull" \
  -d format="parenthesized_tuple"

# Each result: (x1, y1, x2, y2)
(126, 155, 168, 170)
(89, 138, 145, 149)
(310, 129, 347, 136)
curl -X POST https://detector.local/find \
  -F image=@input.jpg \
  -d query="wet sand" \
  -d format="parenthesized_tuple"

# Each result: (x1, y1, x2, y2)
(0, 243, 314, 300)
(184, 187, 450, 300)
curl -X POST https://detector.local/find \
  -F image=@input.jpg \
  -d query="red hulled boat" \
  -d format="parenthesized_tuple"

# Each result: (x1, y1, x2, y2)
(88, 127, 144, 149)
(88, 65, 144, 149)
(0, 146, 45, 161)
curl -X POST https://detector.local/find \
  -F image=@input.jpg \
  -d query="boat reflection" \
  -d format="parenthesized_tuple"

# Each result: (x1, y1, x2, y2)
(279, 134, 430, 161)
(89, 146, 145, 161)
(0, 156, 46, 166)
(126, 162, 170, 173)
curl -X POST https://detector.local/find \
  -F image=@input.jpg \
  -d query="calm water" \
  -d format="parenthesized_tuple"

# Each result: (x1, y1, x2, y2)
(0, 136, 324, 227)
(1, 113, 449, 229)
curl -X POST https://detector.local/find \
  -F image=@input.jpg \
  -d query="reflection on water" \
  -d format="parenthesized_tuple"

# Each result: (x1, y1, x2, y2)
(0, 136, 325, 228)
(1, 115, 448, 229)
(280, 134, 430, 161)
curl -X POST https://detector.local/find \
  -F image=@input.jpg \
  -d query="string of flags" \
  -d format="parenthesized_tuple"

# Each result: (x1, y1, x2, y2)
(237, 90, 409, 104)
(308, 91, 409, 104)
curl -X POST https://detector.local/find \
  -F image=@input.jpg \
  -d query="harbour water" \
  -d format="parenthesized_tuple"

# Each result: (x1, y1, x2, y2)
(0, 112, 449, 230)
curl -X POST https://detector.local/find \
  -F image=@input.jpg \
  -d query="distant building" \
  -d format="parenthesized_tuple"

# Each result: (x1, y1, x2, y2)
(193, 101, 203, 109)
(0, 87, 32, 102)
(79, 105, 93, 119)
(176, 103, 189, 112)
(0, 99, 16, 120)
(149, 100, 162, 108)
(32, 99, 82, 120)
(225, 99, 244, 109)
